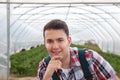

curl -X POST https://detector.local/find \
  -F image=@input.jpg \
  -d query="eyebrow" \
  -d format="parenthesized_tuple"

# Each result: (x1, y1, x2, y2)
(46, 37, 64, 41)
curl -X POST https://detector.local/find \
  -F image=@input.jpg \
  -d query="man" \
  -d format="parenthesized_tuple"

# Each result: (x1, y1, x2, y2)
(37, 19, 119, 80)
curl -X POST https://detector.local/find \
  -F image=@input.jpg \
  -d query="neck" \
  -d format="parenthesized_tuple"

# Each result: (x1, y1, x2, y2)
(61, 52, 70, 69)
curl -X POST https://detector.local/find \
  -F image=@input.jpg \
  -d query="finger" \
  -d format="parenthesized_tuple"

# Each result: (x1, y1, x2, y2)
(52, 56, 62, 60)
(57, 61, 62, 69)
(55, 63, 62, 71)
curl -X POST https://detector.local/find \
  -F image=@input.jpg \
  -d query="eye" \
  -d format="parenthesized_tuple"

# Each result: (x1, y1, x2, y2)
(47, 39, 53, 43)
(58, 39, 63, 42)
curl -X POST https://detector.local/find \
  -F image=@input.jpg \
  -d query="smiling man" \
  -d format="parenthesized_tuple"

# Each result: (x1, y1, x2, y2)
(37, 19, 119, 80)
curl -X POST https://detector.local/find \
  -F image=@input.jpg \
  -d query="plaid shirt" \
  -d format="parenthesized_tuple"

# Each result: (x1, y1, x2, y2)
(37, 47, 116, 80)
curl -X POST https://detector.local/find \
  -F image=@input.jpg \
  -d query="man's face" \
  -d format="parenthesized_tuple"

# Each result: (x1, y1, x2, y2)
(44, 29, 71, 61)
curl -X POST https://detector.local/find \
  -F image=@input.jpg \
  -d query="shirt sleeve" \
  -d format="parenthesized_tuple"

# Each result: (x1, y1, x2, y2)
(90, 50, 116, 80)
(36, 59, 47, 80)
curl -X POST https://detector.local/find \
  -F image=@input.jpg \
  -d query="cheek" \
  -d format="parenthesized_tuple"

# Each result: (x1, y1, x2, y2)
(61, 43, 69, 50)
(45, 44, 51, 51)
(65, 41, 70, 47)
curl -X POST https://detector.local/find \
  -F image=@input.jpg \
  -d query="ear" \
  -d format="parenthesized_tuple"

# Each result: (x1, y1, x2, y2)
(67, 36, 72, 45)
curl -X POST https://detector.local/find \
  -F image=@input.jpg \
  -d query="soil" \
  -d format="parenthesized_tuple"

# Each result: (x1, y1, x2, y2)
(9, 75, 36, 80)
(9, 77, 36, 80)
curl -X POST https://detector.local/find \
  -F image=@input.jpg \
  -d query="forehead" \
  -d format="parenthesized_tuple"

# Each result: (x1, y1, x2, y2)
(44, 29, 67, 39)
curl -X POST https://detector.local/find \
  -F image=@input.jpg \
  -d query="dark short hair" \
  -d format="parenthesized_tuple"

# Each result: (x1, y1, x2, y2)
(43, 19, 69, 37)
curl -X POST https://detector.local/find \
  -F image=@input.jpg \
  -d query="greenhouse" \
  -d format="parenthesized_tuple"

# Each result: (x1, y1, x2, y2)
(0, 0, 120, 80)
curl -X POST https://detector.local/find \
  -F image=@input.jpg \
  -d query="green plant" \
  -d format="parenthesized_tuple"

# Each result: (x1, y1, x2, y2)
(10, 45, 48, 76)
(10, 44, 120, 77)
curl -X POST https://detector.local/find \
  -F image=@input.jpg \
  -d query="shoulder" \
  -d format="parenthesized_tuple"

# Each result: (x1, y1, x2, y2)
(70, 47, 96, 58)
(85, 49, 117, 79)
(84, 48, 110, 64)
(84, 48, 103, 59)
(37, 58, 48, 80)
(70, 47, 104, 59)
(38, 58, 47, 72)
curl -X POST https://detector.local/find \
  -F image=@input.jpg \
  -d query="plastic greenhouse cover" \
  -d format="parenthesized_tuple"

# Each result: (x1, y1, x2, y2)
(1, 2, 120, 55)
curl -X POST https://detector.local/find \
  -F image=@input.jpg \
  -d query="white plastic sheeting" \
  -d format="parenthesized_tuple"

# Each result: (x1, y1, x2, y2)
(10, 3, 120, 55)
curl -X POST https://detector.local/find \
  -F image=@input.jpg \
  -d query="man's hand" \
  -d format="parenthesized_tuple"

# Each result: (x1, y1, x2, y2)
(43, 56, 62, 80)
(115, 75, 120, 80)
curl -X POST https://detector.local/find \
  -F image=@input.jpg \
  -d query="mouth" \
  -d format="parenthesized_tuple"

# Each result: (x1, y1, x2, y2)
(51, 51, 61, 55)
(51, 51, 61, 54)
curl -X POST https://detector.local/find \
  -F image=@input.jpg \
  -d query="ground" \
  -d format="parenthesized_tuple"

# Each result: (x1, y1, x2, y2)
(9, 75, 36, 80)
(10, 77, 36, 80)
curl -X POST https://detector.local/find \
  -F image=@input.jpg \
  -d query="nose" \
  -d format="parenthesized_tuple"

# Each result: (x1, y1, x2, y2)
(52, 42, 59, 49)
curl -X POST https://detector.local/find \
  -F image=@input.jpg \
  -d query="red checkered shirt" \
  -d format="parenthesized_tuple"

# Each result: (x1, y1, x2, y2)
(36, 47, 116, 80)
